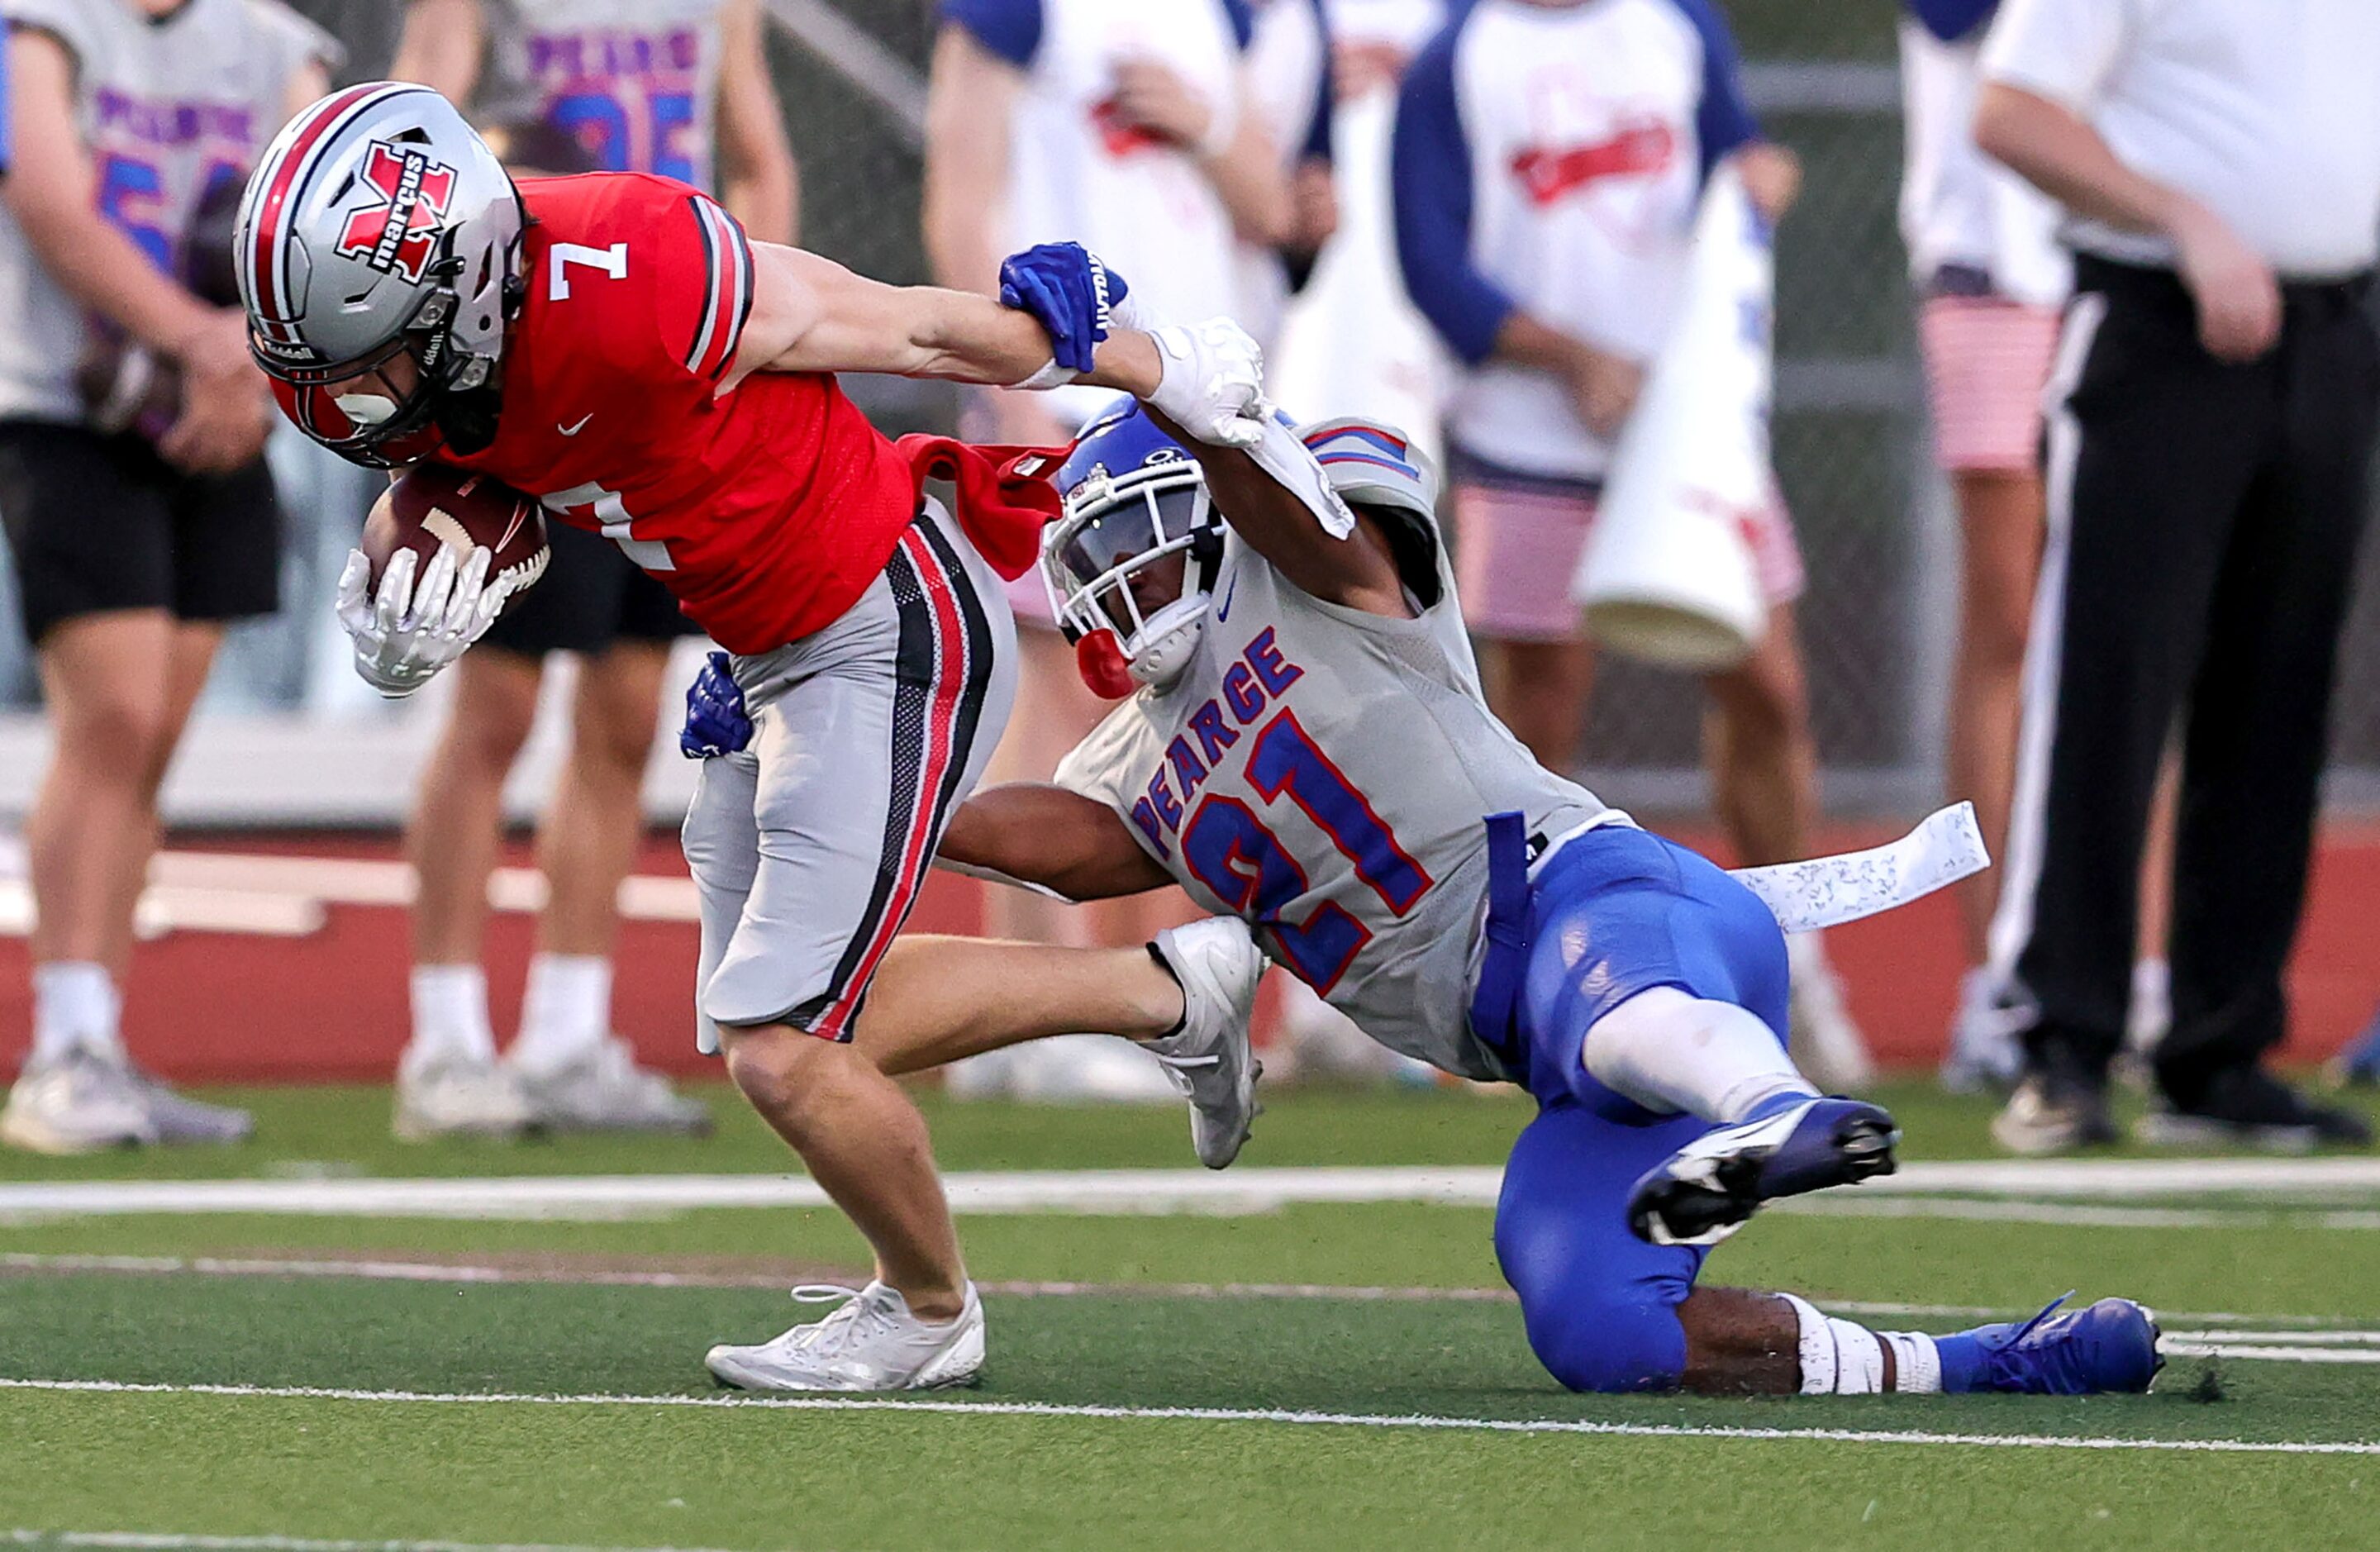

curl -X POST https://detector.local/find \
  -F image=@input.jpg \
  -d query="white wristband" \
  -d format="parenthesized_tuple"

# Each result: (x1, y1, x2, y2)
(1011, 358, 1082, 392)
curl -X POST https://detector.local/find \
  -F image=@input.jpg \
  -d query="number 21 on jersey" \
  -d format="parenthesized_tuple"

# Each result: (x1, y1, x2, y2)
(1180, 709, 1432, 993)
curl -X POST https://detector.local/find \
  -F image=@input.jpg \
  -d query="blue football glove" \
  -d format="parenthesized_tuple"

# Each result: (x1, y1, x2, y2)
(998, 242, 1130, 374)
(678, 650, 753, 759)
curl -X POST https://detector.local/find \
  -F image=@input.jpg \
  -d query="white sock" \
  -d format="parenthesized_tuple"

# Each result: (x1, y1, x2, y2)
(1581, 986, 1817, 1123)
(1784, 931, 1832, 980)
(507, 953, 612, 1074)
(1778, 1293, 1942, 1394)
(31, 961, 122, 1064)
(409, 964, 496, 1065)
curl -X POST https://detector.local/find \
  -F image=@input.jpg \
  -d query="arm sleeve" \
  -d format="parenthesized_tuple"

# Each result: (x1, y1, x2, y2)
(589, 179, 756, 389)
(1389, 21, 1513, 367)
(1052, 712, 1169, 868)
(1300, 0, 1335, 164)
(1906, 0, 1999, 44)
(1677, 0, 1759, 186)
(1979, 0, 2127, 113)
(937, 0, 1042, 69)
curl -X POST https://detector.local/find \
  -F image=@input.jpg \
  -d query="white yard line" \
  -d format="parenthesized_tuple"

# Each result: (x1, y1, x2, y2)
(0, 1169, 1497, 1221)
(12, 1253, 2378, 1333)
(1, 1377, 2370, 1455)
(14, 1157, 2380, 1222)
(7, 1534, 734, 1552)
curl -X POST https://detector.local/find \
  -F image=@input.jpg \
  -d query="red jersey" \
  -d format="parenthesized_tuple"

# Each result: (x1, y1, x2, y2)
(425, 174, 1053, 654)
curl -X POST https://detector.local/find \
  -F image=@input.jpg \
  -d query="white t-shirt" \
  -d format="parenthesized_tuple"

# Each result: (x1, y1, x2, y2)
(1980, 0, 2380, 278)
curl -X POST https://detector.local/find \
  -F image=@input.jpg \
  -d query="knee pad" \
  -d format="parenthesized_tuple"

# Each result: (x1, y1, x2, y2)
(1522, 1296, 1687, 1394)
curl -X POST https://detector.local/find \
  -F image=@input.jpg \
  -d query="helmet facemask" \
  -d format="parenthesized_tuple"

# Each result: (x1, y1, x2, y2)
(1042, 459, 1225, 694)
(259, 279, 466, 466)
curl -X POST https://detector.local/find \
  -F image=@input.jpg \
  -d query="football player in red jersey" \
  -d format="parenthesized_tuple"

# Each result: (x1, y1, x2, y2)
(235, 82, 1272, 1389)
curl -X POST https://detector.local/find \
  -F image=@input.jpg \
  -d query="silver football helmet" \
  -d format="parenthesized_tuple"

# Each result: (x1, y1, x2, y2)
(237, 83, 526, 465)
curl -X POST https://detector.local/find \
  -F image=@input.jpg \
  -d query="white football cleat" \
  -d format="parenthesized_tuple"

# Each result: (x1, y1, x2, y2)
(509, 1039, 710, 1134)
(393, 1048, 532, 1141)
(1147, 917, 1266, 1169)
(0, 1047, 157, 1154)
(707, 1282, 985, 1393)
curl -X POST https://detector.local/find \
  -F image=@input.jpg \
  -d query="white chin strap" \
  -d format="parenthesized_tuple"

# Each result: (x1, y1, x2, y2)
(335, 392, 399, 426)
(1128, 597, 1210, 688)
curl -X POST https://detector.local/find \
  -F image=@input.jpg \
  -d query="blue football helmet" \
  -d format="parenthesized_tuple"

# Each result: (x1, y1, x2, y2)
(1042, 400, 1226, 695)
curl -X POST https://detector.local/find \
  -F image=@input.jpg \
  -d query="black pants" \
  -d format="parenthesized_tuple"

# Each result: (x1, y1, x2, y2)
(1999, 256, 2380, 1102)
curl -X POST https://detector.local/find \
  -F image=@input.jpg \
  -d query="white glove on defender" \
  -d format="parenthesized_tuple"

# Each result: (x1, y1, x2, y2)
(334, 545, 514, 699)
(1145, 318, 1266, 449)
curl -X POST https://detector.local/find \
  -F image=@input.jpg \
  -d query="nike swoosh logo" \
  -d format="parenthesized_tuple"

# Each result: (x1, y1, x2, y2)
(1213, 569, 1238, 622)
(558, 414, 593, 436)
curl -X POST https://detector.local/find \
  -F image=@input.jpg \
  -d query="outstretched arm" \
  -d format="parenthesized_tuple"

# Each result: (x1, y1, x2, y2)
(727, 241, 1164, 393)
(1145, 407, 1414, 619)
(938, 783, 1174, 902)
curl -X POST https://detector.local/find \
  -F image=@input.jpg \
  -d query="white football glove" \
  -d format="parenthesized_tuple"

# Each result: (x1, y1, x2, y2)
(1145, 317, 1266, 449)
(333, 545, 515, 699)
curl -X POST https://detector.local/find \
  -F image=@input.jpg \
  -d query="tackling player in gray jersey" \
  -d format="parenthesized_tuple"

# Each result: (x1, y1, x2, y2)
(959, 384, 2168, 1402)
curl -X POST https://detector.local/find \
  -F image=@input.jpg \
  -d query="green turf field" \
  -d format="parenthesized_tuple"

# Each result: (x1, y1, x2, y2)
(7, 1081, 2380, 1551)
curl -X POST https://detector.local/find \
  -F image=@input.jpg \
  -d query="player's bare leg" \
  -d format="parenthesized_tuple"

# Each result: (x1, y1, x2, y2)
(721, 1025, 973, 1315)
(397, 648, 542, 1140)
(854, 936, 1188, 1075)
(959, 625, 1183, 1101)
(507, 645, 707, 1131)
(1702, 607, 1871, 1090)
(4, 613, 245, 1153)
(1677, 1287, 1804, 1394)
(1478, 635, 1594, 774)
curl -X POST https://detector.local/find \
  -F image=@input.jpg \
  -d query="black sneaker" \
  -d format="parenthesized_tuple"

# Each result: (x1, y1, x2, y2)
(1992, 1068, 2117, 1156)
(2139, 1065, 2373, 1151)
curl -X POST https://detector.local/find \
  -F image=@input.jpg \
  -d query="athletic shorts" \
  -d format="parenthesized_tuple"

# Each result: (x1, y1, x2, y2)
(1483, 822, 1792, 1393)
(1448, 450, 1805, 643)
(680, 498, 1017, 1051)
(481, 519, 702, 657)
(1497, 822, 1791, 1117)
(1916, 291, 2061, 474)
(0, 419, 280, 644)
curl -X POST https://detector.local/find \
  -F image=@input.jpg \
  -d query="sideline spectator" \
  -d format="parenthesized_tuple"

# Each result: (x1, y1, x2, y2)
(922, 0, 1290, 1101)
(1391, 0, 1873, 1091)
(1899, 0, 2066, 1091)
(1974, 0, 2380, 1151)
(1905, 0, 2182, 1101)
(380, 0, 797, 1140)
(0, 0, 335, 1154)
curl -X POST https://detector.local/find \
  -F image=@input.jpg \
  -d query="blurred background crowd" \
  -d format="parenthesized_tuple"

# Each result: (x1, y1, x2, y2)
(4, 0, 2380, 1155)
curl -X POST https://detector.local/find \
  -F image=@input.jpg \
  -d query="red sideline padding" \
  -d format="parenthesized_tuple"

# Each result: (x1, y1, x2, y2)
(2, 824, 2377, 1083)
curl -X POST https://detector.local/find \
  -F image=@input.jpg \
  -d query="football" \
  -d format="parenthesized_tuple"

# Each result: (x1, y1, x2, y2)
(359, 463, 550, 609)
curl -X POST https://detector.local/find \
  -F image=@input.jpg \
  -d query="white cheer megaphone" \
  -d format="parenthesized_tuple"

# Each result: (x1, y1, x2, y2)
(1573, 164, 1776, 671)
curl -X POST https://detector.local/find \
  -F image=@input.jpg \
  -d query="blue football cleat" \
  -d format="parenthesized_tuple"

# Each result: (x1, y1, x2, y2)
(1626, 1096, 1899, 1246)
(2326, 1004, 2380, 1088)
(1940, 1293, 2163, 1395)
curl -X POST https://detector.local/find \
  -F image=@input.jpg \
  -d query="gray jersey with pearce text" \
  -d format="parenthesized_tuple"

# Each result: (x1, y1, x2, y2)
(0, 0, 337, 422)
(1057, 512, 1616, 1081)
(474, 0, 727, 193)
